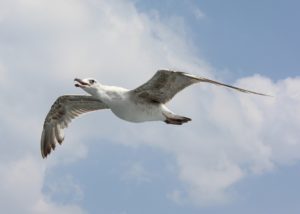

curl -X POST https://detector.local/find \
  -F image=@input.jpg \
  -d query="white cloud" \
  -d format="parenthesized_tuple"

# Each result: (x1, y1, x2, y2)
(0, 157, 85, 214)
(193, 8, 206, 20)
(121, 162, 153, 183)
(111, 75, 300, 205)
(0, 0, 299, 210)
(45, 174, 84, 203)
(167, 189, 185, 205)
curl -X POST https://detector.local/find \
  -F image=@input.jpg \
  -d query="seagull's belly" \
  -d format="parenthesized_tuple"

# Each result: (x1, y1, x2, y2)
(110, 102, 164, 123)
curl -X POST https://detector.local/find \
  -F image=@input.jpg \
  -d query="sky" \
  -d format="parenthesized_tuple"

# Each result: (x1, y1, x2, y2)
(0, 0, 300, 213)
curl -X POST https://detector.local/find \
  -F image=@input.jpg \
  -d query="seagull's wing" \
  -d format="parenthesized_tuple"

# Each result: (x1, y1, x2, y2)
(41, 95, 108, 158)
(132, 70, 270, 103)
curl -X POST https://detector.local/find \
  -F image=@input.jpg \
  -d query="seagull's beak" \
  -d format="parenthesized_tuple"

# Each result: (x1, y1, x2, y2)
(74, 78, 89, 87)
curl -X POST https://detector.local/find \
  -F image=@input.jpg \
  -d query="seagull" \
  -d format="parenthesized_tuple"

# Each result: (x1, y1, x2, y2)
(41, 70, 269, 158)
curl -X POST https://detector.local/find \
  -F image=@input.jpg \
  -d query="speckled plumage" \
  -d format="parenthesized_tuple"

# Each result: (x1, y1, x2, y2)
(41, 95, 107, 158)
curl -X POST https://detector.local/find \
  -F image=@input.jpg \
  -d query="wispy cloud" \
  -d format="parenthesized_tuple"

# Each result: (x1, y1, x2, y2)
(193, 8, 206, 20)
(44, 174, 84, 203)
(121, 162, 153, 183)
(0, 156, 85, 214)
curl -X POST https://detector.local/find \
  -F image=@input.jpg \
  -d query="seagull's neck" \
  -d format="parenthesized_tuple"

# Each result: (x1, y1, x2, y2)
(95, 83, 129, 103)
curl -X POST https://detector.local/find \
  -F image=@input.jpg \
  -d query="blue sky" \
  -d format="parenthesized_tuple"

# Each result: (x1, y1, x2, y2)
(0, 0, 300, 213)
(137, 0, 300, 81)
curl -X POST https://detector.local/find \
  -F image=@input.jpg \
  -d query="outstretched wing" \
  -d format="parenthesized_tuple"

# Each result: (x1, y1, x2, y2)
(132, 70, 270, 103)
(41, 95, 108, 158)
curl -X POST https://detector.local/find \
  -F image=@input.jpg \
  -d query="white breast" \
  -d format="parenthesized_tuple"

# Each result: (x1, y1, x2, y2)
(95, 85, 165, 123)
(109, 99, 164, 122)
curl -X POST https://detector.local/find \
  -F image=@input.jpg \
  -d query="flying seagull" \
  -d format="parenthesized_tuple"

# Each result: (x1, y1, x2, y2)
(41, 70, 269, 158)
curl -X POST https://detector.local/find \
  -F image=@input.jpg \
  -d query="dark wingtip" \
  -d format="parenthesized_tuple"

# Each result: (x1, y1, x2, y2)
(41, 149, 48, 159)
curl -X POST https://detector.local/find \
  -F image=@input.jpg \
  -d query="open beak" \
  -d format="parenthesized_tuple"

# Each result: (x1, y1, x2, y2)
(74, 78, 89, 87)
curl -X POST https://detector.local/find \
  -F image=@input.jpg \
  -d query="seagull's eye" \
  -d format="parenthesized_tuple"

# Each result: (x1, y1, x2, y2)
(89, 79, 95, 84)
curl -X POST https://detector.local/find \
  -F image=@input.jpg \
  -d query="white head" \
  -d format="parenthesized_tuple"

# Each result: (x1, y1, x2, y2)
(74, 78, 100, 96)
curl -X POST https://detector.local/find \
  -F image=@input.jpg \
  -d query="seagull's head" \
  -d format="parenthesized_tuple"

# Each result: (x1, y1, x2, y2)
(74, 78, 99, 95)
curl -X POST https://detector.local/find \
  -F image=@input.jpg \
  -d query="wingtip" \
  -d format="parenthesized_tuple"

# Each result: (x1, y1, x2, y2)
(41, 147, 47, 158)
(247, 91, 274, 97)
(264, 93, 274, 97)
(41, 147, 50, 159)
(262, 94, 273, 97)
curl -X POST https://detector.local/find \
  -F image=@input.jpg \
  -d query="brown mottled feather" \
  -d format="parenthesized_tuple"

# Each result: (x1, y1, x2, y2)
(41, 95, 108, 158)
(132, 70, 270, 104)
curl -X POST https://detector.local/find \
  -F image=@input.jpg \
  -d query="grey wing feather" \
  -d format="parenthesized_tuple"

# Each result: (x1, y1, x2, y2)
(132, 70, 270, 103)
(194, 75, 271, 96)
(132, 70, 199, 103)
(41, 95, 108, 158)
